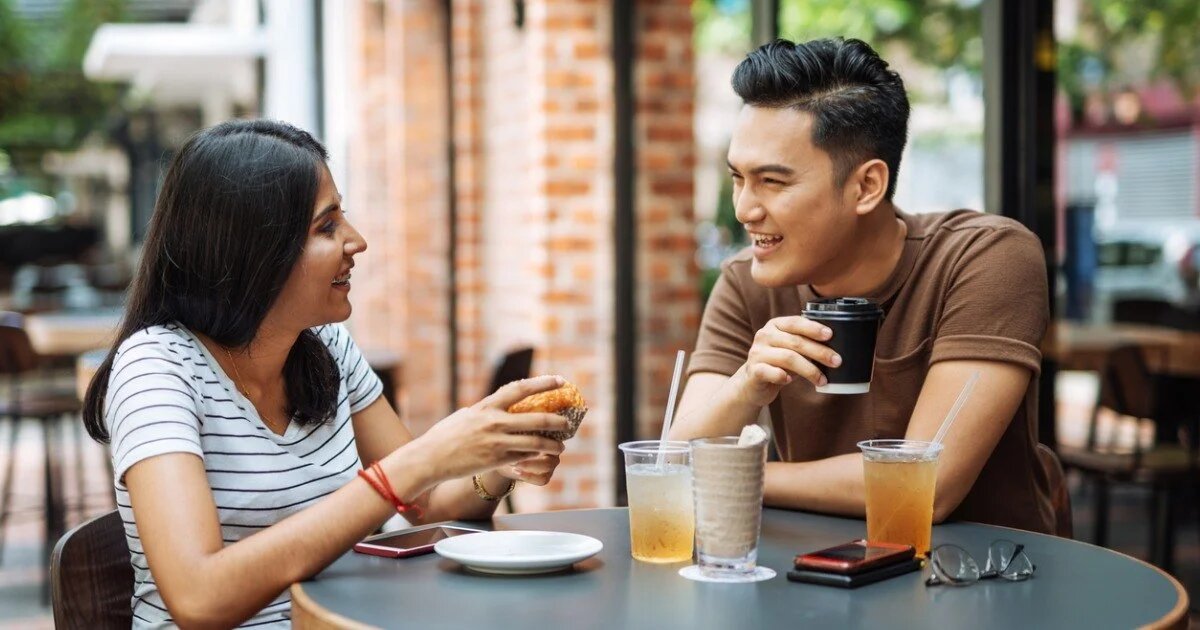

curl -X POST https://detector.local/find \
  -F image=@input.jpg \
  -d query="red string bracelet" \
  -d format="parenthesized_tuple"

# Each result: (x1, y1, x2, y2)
(358, 462, 424, 519)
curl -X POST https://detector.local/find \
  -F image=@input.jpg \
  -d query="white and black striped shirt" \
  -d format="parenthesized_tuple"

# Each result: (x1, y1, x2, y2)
(107, 323, 383, 629)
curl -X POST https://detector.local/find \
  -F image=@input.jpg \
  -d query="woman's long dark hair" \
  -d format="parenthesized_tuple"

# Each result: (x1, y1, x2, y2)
(83, 119, 341, 442)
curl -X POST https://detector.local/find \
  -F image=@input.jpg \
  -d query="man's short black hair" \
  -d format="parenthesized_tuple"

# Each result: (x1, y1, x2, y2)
(732, 37, 910, 200)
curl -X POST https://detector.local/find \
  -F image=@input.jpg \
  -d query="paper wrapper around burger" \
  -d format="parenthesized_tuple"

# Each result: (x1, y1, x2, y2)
(507, 381, 588, 441)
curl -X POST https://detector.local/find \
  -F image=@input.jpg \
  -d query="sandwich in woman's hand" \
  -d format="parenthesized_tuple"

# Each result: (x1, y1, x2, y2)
(508, 380, 588, 441)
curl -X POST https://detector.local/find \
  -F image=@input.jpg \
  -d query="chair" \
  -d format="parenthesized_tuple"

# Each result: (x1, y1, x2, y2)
(1113, 298, 1176, 327)
(50, 510, 133, 629)
(1035, 443, 1073, 539)
(487, 348, 534, 513)
(1058, 345, 1198, 571)
(0, 311, 84, 603)
(487, 347, 534, 396)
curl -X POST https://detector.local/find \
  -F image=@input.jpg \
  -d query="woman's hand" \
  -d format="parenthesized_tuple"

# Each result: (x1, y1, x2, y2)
(407, 376, 570, 486)
(731, 315, 841, 407)
(494, 453, 562, 487)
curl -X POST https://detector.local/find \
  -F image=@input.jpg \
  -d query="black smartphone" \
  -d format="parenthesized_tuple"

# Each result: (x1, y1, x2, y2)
(353, 525, 484, 558)
(787, 557, 923, 588)
(794, 539, 915, 575)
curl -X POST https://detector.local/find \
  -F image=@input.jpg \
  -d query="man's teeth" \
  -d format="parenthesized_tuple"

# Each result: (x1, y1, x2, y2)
(753, 235, 783, 247)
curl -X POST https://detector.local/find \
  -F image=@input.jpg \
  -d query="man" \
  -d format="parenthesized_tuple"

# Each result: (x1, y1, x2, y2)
(671, 37, 1054, 533)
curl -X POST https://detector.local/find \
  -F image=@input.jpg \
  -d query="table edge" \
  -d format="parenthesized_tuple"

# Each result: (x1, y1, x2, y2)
(291, 509, 1190, 630)
(970, 520, 1189, 630)
(290, 583, 380, 630)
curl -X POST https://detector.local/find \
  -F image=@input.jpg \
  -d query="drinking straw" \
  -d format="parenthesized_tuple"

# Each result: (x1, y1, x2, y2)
(929, 370, 981, 450)
(656, 350, 687, 468)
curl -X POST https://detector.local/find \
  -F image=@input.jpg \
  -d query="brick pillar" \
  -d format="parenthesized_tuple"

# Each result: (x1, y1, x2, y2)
(516, 0, 616, 510)
(346, 0, 452, 434)
(634, 1, 700, 440)
(349, 0, 697, 511)
(450, 0, 488, 405)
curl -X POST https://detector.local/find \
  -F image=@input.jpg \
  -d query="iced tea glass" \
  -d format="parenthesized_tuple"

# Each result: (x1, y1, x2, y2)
(619, 440, 694, 563)
(858, 439, 943, 557)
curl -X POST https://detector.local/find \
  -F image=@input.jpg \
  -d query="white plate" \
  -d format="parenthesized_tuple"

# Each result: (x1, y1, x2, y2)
(434, 530, 603, 575)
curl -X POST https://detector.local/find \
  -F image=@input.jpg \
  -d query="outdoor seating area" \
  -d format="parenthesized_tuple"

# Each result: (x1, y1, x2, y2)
(1, 0, 1199, 628)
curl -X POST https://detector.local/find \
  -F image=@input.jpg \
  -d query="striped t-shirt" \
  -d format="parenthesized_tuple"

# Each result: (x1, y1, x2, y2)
(107, 322, 383, 629)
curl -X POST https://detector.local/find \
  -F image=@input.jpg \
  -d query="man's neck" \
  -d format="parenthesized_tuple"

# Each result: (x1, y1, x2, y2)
(811, 202, 907, 298)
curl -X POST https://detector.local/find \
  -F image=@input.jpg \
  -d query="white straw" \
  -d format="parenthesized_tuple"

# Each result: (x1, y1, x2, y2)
(930, 370, 981, 449)
(656, 350, 687, 468)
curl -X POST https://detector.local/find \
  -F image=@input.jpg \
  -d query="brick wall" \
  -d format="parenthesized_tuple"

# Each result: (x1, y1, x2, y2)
(634, 0, 700, 441)
(345, 0, 698, 510)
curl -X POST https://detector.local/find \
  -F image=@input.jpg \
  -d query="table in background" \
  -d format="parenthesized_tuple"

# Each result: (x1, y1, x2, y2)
(293, 508, 1186, 629)
(1045, 321, 1200, 378)
(24, 308, 122, 358)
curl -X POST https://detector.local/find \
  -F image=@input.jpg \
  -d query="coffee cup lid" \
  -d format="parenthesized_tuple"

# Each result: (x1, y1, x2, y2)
(803, 297, 883, 315)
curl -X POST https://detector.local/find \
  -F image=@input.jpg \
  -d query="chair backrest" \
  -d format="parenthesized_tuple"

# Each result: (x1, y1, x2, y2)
(51, 510, 134, 630)
(1035, 444, 1073, 539)
(487, 347, 535, 395)
(1097, 345, 1156, 421)
(1113, 299, 1175, 326)
(0, 311, 40, 376)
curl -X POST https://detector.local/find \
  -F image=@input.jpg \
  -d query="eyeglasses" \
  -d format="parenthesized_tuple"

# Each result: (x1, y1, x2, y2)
(925, 539, 1036, 587)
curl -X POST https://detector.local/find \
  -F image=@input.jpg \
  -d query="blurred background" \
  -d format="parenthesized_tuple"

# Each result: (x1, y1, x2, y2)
(0, 0, 1198, 626)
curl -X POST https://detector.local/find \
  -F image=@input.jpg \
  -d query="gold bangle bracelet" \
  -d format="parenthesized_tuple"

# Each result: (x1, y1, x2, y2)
(472, 473, 517, 502)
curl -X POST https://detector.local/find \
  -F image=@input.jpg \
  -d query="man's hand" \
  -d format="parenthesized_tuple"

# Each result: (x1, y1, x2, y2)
(732, 315, 842, 407)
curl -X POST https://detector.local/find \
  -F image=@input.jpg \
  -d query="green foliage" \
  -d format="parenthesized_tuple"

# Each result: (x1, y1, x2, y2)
(0, 0, 126, 161)
(694, 0, 1198, 101)
(1058, 0, 1200, 102)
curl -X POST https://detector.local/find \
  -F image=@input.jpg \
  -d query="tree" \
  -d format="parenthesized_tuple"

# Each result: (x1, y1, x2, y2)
(0, 0, 126, 187)
(693, 0, 1200, 105)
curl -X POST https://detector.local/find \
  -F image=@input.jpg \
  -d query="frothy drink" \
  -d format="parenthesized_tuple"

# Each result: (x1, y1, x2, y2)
(691, 429, 768, 576)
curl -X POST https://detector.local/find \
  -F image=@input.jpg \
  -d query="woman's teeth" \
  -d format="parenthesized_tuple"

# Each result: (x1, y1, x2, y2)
(332, 272, 351, 286)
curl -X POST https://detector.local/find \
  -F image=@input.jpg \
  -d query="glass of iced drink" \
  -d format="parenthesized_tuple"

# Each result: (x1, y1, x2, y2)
(857, 439, 943, 557)
(618, 440, 694, 563)
(690, 433, 768, 578)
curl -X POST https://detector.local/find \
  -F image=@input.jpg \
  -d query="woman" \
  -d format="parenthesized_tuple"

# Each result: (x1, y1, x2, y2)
(82, 119, 569, 629)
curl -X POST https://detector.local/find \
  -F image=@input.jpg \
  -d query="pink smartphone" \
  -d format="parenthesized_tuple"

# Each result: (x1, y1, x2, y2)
(353, 525, 484, 558)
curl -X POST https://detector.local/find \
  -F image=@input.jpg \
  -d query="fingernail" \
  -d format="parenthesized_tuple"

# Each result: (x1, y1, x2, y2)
(831, 354, 842, 367)
(823, 327, 833, 339)
(554, 375, 565, 385)
(819, 375, 828, 386)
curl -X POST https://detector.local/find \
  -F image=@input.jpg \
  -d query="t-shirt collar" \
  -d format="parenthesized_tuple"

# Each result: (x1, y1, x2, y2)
(796, 209, 921, 310)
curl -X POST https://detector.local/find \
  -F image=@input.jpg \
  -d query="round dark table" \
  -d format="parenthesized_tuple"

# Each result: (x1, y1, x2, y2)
(292, 508, 1187, 629)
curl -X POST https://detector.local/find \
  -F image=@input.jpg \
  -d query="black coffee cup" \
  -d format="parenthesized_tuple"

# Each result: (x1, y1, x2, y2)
(801, 298, 884, 394)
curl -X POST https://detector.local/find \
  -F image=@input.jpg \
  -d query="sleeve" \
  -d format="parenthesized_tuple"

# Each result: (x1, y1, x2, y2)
(318, 324, 384, 413)
(930, 226, 1049, 374)
(107, 332, 204, 485)
(687, 268, 757, 378)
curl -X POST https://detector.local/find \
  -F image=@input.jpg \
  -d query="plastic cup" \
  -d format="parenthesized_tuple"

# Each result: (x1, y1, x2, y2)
(690, 436, 767, 578)
(619, 441, 694, 563)
(858, 439, 943, 557)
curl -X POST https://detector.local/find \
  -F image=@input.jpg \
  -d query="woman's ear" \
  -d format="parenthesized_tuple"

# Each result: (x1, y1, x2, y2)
(850, 159, 890, 216)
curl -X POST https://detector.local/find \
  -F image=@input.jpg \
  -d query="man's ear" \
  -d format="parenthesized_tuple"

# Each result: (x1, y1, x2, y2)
(849, 159, 890, 216)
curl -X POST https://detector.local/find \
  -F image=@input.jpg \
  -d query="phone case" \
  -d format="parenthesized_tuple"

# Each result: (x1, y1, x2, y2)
(787, 558, 923, 589)
(794, 540, 915, 575)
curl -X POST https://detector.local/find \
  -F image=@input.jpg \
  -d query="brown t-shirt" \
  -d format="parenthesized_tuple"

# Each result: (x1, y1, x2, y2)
(689, 209, 1055, 534)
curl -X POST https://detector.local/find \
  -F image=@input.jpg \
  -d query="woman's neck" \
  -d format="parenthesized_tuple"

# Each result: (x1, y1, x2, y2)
(198, 322, 298, 395)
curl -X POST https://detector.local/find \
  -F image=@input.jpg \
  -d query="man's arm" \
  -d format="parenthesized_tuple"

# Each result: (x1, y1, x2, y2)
(761, 359, 1031, 520)
(672, 315, 839, 441)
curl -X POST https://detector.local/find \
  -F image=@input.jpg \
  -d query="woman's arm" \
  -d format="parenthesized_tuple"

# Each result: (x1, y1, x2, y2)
(351, 381, 565, 523)
(128, 377, 569, 629)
